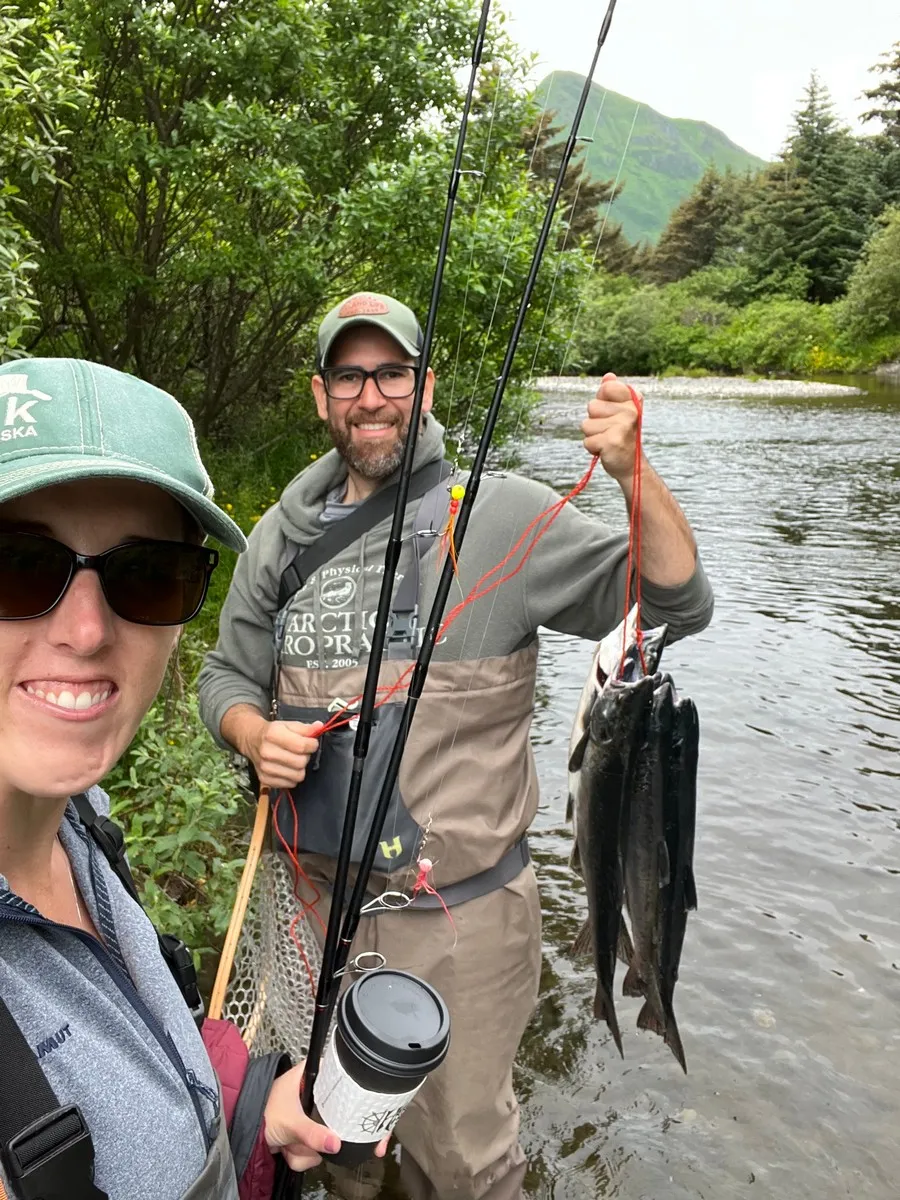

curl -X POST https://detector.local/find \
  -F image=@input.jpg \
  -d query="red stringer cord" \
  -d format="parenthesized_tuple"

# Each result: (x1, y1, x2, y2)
(620, 385, 646, 672)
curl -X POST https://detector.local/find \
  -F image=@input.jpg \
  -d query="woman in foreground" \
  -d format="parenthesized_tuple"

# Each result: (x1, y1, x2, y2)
(0, 357, 379, 1199)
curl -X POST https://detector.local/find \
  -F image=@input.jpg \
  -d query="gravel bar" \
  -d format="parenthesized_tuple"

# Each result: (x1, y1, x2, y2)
(533, 374, 866, 399)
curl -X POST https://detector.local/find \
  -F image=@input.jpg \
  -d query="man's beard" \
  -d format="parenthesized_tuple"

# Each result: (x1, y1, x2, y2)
(327, 407, 410, 481)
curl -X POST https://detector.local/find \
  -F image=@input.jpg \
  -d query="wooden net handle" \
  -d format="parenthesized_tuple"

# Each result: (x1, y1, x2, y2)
(207, 787, 270, 1021)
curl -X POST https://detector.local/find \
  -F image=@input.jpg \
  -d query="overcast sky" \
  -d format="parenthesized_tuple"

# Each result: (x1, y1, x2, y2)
(502, 0, 899, 160)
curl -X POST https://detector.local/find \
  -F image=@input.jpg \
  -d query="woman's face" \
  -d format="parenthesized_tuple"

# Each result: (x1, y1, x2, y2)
(0, 478, 185, 802)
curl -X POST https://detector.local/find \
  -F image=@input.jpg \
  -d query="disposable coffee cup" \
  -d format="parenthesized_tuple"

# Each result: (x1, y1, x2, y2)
(313, 968, 451, 1167)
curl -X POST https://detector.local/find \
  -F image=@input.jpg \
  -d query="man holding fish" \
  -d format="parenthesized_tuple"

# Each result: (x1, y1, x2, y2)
(200, 294, 713, 1200)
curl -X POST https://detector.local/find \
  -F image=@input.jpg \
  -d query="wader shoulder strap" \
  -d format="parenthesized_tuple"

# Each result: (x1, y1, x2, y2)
(277, 458, 453, 610)
(0, 996, 106, 1198)
(70, 795, 204, 1026)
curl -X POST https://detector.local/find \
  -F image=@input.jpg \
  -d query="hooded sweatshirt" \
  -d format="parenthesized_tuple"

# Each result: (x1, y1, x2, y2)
(198, 415, 713, 887)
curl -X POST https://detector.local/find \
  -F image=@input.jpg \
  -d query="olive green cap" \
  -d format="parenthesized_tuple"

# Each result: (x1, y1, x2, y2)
(316, 292, 424, 366)
(0, 358, 247, 552)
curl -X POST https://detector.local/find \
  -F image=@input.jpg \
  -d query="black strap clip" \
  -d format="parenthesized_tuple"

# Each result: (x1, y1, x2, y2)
(86, 813, 127, 873)
(158, 934, 205, 1028)
(2, 1104, 108, 1199)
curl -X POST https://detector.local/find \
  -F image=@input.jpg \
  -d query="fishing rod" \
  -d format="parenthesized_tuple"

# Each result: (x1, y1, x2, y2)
(332, 0, 622, 977)
(299, 0, 494, 1117)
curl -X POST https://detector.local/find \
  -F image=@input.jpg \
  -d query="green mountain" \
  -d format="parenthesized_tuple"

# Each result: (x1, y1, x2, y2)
(535, 72, 767, 244)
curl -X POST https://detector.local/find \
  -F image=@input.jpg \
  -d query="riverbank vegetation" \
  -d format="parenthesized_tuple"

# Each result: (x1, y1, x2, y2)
(571, 57, 900, 378)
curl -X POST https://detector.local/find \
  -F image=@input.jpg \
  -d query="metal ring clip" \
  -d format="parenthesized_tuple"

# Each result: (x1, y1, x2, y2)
(360, 890, 413, 914)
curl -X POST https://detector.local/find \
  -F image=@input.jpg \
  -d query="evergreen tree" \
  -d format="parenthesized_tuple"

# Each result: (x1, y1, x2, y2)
(521, 111, 639, 272)
(739, 73, 879, 303)
(861, 40, 900, 206)
(862, 41, 900, 142)
(647, 166, 753, 284)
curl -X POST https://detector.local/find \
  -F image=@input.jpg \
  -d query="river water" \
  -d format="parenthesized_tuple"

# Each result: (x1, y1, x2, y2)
(517, 374, 900, 1200)
(307, 374, 900, 1199)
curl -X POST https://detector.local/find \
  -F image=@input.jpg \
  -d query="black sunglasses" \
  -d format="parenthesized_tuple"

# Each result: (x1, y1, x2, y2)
(0, 532, 218, 626)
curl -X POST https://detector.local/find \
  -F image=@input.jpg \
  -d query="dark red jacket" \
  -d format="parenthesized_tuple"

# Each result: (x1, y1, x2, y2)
(202, 1017, 292, 1200)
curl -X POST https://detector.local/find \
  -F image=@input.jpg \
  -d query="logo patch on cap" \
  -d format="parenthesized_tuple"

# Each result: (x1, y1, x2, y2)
(338, 294, 390, 318)
(0, 374, 51, 441)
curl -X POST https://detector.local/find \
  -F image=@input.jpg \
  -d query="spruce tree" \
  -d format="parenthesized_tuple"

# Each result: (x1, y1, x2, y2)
(862, 41, 900, 142)
(522, 111, 639, 272)
(861, 40, 900, 206)
(648, 166, 751, 284)
(740, 73, 879, 303)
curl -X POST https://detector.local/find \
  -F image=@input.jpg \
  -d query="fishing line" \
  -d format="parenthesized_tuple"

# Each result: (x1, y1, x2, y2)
(454, 71, 560, 461)
(559, 98, 641, 376)
(524, 89, 608, 384)
(330, 0, 623, 989)
(443, 66, 505, 443)
(297, 0, 496, 1124)
(422, 85, 640, 822)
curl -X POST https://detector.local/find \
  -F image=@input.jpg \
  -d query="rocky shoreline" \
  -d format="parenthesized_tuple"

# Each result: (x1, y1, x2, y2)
(533, 374, 866, 399)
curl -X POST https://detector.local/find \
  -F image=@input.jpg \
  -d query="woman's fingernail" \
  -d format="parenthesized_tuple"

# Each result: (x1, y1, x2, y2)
(325, 1135, 340, 1154)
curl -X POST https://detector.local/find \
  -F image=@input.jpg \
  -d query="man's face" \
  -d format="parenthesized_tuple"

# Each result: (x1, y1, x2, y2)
(312, 326, 434, 481)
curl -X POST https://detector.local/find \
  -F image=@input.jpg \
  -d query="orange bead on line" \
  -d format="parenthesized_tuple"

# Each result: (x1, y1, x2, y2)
(439, 484, 466, 576)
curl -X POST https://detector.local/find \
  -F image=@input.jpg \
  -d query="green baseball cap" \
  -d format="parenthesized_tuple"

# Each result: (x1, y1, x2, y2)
(317, 292, 424, 366)
(0, 358, 247, 552)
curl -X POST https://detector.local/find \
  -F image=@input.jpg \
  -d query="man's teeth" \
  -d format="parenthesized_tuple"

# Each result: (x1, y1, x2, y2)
(26, 686, 111, 710)
(356, 423, 392, 431)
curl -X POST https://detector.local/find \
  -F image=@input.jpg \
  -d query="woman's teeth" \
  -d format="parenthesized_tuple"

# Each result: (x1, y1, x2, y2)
(26, 686, 111, 710)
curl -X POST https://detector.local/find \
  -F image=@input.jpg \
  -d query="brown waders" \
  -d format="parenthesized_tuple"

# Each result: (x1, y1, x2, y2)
(301, 859, 542, 1200)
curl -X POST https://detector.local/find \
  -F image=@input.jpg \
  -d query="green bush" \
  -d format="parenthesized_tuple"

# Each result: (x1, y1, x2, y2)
(102, 687, 251, 965)
(838, 207, 900, 342)
(712, 298, 840, 375)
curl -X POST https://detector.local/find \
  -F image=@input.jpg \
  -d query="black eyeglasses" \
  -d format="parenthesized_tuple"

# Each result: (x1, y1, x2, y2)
(0, 533, 218, 625)
(321, 363, 419, 401)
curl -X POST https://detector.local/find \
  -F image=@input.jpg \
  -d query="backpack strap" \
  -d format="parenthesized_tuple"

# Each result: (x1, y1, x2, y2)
(276, 458, 453, 610)
(0, 995, 107, 1199)
(70, 794, 204, 1027)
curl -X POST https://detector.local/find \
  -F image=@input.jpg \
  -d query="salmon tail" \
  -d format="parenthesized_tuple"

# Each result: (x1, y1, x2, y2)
(571, 917, 592, 957)
(636, 998, 666, 1037)
(594, 982, 624, 1058)
(622, 960, 646, 998)
(636, 1002, 688, 1073)
(684, 863, 698, 911)
(665, 1016, 688, 1074)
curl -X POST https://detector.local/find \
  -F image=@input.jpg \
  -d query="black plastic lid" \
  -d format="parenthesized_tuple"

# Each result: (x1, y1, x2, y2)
(338, 969, 451, 1080)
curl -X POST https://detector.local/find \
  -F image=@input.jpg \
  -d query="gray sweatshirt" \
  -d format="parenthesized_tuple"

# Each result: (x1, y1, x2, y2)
(198, 414, 714, 744)
(0, 788, 229, 1199)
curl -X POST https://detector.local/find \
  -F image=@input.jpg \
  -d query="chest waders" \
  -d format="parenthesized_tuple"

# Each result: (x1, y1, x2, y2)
(268, 460, 531, 905)
(0, 796, 204, 1200)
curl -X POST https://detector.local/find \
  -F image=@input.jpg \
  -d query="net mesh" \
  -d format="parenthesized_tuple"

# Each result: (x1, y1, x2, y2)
(220, 848, 322, 1064)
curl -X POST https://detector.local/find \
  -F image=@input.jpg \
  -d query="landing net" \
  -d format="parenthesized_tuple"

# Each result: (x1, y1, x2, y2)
(219, 847, 322, 1064)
